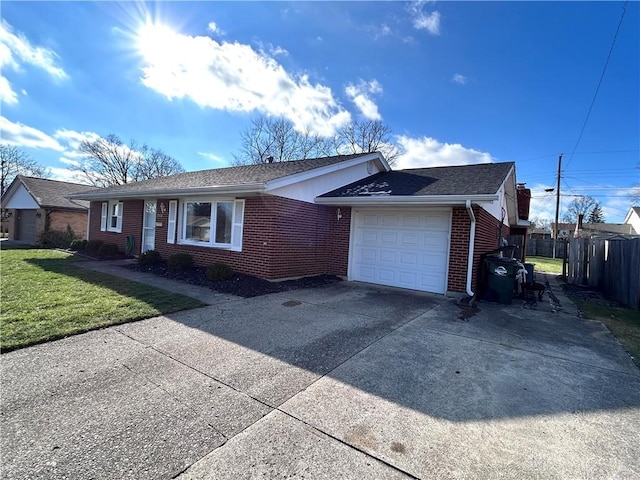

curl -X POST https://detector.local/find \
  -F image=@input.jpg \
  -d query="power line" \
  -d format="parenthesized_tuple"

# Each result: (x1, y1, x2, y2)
(564, 1, 629, 171)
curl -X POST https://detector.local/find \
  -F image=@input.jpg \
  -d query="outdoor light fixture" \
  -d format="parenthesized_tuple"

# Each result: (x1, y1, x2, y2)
(35, 212, 41, 218)
(336, 208, 342, 220)
(160, 202, 167, 214)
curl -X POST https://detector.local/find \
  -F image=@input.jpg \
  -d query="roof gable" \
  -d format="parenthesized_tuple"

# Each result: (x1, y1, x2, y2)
(2, 176, 90, 210)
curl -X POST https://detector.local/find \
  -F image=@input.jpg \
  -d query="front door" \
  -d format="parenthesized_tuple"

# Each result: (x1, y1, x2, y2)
(141, 200, 156, 253)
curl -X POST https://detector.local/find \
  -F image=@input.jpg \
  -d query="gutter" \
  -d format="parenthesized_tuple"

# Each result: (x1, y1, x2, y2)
(465, 199, 476, 298)
(69, 183, 266, 201)
(315, 194, 499, 206)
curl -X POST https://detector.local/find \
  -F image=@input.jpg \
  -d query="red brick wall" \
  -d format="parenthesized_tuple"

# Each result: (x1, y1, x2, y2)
(89, 196, 352, 280)
(89, 200, 144, 254)
(49, 210, 88, 239)
(448, 206, 510, 293)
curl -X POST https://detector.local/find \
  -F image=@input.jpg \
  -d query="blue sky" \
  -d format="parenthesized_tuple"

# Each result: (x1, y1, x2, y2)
(1, 1, 638, 222)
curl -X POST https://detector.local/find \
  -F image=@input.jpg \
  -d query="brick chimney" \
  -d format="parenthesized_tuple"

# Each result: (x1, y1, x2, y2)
(516, 183, 531, 220)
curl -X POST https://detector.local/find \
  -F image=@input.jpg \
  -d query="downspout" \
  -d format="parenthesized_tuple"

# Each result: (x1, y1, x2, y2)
(465, 200, 476, 297)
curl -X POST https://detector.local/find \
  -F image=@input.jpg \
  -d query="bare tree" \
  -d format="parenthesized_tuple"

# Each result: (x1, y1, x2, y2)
(233, 116, 399, 165)
(334, 119, 400, 164)
(232, 117, 332, 165)
(529, 217, 551, 230)
(0, 144, 48, 197)
(562, 195, 598, 223)
(75, 134, 184, 187)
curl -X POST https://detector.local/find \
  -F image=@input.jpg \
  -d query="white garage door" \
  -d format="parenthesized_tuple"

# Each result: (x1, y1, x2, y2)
(351, 209, 451, 293)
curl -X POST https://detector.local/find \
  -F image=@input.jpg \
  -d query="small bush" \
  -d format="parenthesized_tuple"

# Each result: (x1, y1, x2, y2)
(69, 239, 87, 251)
(38, 226, 77, 249)
(86, 239, 104, 256)
(167, 253, 194, 271)
(206, 263, 234, 281)
(98, 242, 120, 257)
(138, 249, 162, 266)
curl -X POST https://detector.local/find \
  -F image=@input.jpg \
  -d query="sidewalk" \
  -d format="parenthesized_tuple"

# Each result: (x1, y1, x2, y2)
(75, 258, 239, 305)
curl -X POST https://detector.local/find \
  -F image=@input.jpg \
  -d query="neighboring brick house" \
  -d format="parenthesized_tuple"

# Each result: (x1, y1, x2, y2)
(1, 176, 89, 244)
(71, 152, 530, 296)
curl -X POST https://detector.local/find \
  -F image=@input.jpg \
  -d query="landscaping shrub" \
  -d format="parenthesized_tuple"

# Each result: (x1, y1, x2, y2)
(69, 239, 87, 251)
(167, 253, 194, 271)
(98, 242, 120, 258)
(206, 262, 234, 281)
(38, 225, 77, 249)
(138, 249, 162, 266)
(86, 239, 104, 256)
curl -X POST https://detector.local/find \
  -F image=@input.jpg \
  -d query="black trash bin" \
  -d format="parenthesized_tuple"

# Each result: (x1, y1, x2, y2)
(482, 256, 519, 304)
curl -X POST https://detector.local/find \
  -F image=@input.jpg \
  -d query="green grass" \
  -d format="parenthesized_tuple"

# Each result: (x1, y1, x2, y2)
(569, 298, 640, 368)
(0, 248, 205, 352)
(526, 256, 564, 274)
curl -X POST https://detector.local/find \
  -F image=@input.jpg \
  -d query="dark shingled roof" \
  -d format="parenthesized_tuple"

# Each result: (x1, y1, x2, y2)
(74, 153, 372, 196)
(319, 162, 515, 198)
(18, 176, 90, 209)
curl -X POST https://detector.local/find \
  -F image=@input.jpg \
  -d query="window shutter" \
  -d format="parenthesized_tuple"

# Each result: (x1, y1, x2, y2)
(100, 202, 107, 231)
(167, 200, 177, 244)
(116, 202, 123, 233)
(231, 200, 244, 252)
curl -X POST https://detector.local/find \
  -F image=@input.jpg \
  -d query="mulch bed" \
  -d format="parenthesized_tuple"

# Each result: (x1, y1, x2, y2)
(124, 262, 342, 298)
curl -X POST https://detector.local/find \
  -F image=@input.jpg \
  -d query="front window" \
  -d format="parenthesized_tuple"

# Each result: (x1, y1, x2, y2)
(181, 200, 236, 247)
(185, 202, 211, 242)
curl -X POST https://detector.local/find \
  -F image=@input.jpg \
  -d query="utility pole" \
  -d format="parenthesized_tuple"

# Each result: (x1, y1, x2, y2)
(552, 154, 562, 259)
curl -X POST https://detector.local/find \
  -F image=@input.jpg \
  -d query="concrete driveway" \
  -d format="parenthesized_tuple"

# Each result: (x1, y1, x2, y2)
(2, 278, 639, 479)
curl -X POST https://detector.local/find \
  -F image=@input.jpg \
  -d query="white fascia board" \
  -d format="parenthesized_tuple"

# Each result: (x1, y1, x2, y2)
(70, 183, 266, 201)
(315, 194, 499, 206)
(265, 152, 388, 191)
(516, 219, 531, 227)
(500, 165, 519, 224)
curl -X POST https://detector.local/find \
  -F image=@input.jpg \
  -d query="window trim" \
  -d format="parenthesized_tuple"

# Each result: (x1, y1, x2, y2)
(178, 197, 242, 250)
(107, 200, 123, 233)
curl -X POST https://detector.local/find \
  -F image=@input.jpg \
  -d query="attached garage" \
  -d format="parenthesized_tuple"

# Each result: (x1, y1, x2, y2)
(350, 208, 451, 293)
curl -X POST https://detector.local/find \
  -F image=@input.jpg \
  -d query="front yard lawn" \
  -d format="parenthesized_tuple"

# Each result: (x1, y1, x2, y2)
(0, 248, 205, 352)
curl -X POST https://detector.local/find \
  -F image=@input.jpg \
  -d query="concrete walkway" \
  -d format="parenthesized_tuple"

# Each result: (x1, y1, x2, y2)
(2, 274, 639, 479)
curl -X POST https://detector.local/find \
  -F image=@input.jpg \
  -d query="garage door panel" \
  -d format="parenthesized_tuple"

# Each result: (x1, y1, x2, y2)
(400, 233, 419, 246)
(351, 209, 450, 294)
(358, 248, 377, 262)
(379, 250, 397, 263)
(380, 232, 397, 244)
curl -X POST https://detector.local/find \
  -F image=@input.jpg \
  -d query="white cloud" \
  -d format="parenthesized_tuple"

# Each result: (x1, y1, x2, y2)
(0, 20, 68, 105)
(136, 24, 350, 137)
(452, 73, 467, 85)
(0, 115, 64, 151)
(53, 129, 101, 157)
(394, 135, 494, 169)
(198, 151, 227, 165)
(0, 76, 17, 104)
(48, 166, 89, 184)
(345, 79, 383, 120)
(59, 157, 81, 167)
(408, 1, 441, 35)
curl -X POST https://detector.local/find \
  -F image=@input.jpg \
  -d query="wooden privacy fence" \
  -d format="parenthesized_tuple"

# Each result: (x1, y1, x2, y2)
(568, 237, 640, 309)
(526, 238, 567, 258)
